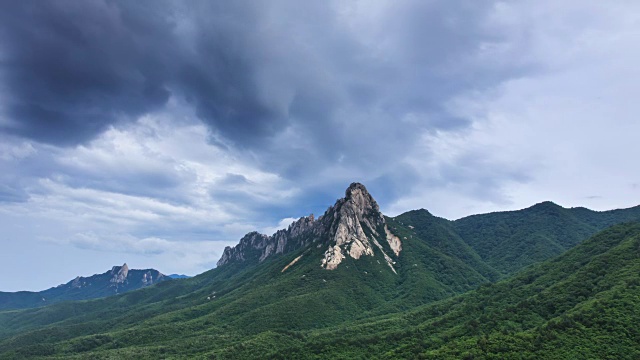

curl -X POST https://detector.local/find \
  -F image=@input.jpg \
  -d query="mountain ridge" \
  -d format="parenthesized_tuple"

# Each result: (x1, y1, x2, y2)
(218, 183, 402, 273)
(453, 200, 640, 275)
(0, 263, 168, 310)
(1, 183, 640, 358)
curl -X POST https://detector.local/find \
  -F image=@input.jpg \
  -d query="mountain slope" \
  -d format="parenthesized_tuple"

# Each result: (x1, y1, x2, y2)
(0, 183, 495, 357)
(0, 264, 167, 310)
(246, 221, 640, 359)
(391, 209, 500, 281)
(3, 220, 639, 359)
(1, 185, 639, 358)
(452, 201, 640, 275)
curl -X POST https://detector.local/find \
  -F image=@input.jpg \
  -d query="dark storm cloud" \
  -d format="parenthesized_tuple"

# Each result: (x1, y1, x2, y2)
(0, 0, 519, 146)
(0, 1, 290, 146)
(0, 0, 532, 204)
(0, 1, 174, 145)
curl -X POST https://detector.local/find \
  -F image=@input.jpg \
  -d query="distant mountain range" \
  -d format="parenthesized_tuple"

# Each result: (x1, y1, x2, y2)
(167, 274, 191, 279)
(0, 263, 168, 310)
(1, 183, 639, 358)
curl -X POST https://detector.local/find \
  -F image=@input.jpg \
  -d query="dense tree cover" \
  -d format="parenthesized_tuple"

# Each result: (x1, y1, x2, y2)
(0, 220, 494, 358)
(268, 221, 640, 359)
(0, 203, 639, 358)
(452, 202, 640, 275)
(392, 209, 499, 281)
(2, 222, 639, 358)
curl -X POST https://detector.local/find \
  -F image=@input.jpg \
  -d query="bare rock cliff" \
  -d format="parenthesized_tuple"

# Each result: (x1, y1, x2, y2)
(217, 183, 402, 271)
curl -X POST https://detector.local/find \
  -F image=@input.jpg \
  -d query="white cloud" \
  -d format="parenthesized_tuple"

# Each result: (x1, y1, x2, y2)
(386, 0, 640, 219)
(63, 231, 237, 273)
(260, 217, 299, 236)
(0, 111, 304, 289)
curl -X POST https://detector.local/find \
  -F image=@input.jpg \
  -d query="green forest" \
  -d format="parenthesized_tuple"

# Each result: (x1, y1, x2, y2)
(1, 202, 639, 359)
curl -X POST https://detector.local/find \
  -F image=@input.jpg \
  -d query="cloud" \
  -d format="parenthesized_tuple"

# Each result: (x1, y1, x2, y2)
(2, 114, 300, 236)
(260, 217, 299, 237)
(0, 0, 542, 218)
(58, 231, 237, 277)
(385, 0, 640, 218)
(0, 1, 174, 145)
(0, 1, 525, 177)
(0, 183, 29, 203)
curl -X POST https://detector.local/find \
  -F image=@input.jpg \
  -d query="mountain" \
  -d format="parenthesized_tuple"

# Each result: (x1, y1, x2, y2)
(0, 183, 639, 358)
(213, 182, 494, 313)
(167, 274, 191, 279)
(260, 221, 640, 359)
(452, 201, 640, 275)
(0, 264, 168, 310)
(218, 183, 402, 272)
(0, 183, 496, 357)
(391, 208, 500, 281)
(2, 220, 639, 359)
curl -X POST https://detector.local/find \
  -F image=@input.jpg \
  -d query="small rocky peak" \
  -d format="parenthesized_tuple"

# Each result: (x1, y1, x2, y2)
(345, 183, 377, 206)
(217, 232, 269, 266)
(321, 183, 401, 272)
(244, 232, 270, 246)
(218, 214, 319, 267)
(287, 214, 316, 238)
(217, 246, 234, 267)
(110, 263, 129, 284)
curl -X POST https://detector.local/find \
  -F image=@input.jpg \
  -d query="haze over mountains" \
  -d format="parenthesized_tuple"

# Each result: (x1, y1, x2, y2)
(1, 183, 639, 358)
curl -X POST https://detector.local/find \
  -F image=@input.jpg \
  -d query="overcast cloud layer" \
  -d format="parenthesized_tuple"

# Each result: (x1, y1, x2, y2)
(0, 0, 639, 291)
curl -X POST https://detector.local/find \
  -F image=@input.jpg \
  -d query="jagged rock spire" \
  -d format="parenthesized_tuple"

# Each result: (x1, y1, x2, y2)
(320, 183, 401, 272)
(216, 183, 402, 272)
(110, 263, 129, 284)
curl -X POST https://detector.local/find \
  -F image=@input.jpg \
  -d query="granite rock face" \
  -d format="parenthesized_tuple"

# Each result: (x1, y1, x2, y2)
(110, 263, 129, 284)
(217, 183, 402, 272)
(319, 183, 400, 272)
(217, 216, 318, 267)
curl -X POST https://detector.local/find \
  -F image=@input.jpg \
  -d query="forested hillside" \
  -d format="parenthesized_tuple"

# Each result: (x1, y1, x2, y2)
(2, 222, 638, 359)
(452, 202, 640, 275)
(1, 186, 639, 359)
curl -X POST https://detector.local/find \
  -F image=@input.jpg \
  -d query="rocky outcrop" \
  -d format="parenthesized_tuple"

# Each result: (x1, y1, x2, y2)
(385, 225, 402, 256)
(281, 255, 304, 273)
(217, 183, 402, 272)
(319, 183, 399, 272)
(217, 215, 318, 267)
(141, 271, 163, 286)
(71, 276, 83, 289)
(110, 263, 129, 284)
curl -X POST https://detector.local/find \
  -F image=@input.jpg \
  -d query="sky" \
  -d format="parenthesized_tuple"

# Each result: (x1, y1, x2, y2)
(1, 0, 639, 291)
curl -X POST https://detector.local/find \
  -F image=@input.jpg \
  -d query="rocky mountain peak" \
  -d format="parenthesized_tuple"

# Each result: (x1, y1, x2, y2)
(345, 182, 377, 207)
(110, 263, 129, 284)
(320, 183, 400, 272)
(217, 183, 402, 272)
